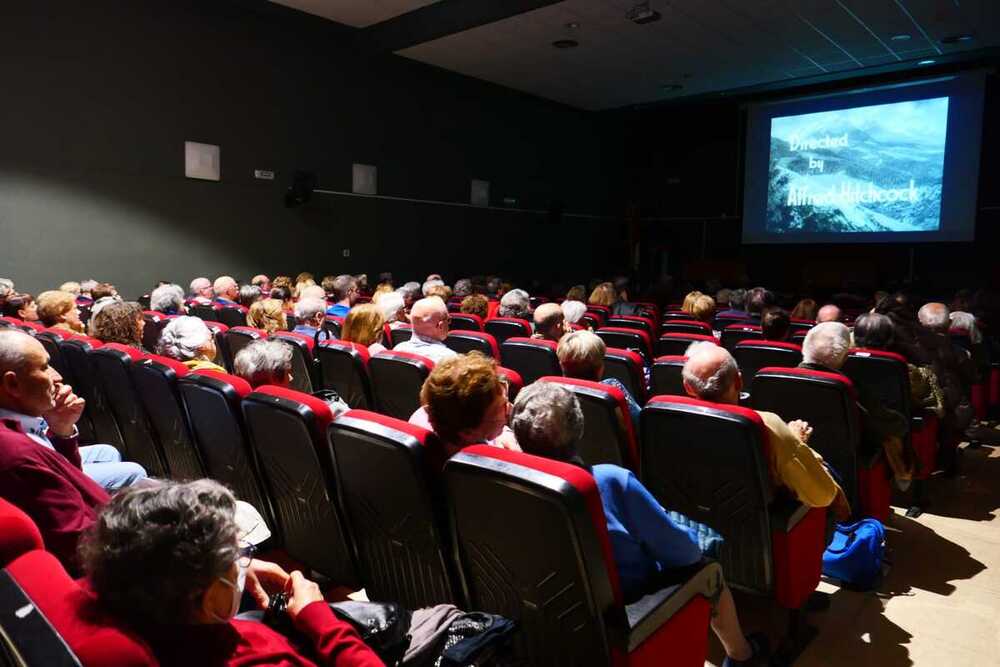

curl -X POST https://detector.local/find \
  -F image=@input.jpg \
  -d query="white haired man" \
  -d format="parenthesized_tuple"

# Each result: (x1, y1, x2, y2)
(392, 297, 457, 363)
(213, 276, 240, 306)
(189, 277, 213, 305)
(498, 289, 531, 320)
(816, 304, 842, 323)
(292, 297, 327, 338)
(682, 341, 849, 519)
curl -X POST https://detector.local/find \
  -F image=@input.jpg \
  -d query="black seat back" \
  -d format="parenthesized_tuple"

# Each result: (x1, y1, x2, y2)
(602, 347, 647, 404)
(188, 303, 216, 321)
(444, 331, 499, 358)
(499, 337, 561, 385)
(224, 327, 266, 366)
(216, 306, 247, 328)
(733, 340, 803, 394)
(58, 338, 123, 449)
(541, 377, 639, 470)
(141, 311, 170, 354)
(388, 325, 412, 348)
(317, 341, 375, 409)
(842, 349, 912, 421)
(484, 318, 532, 346)
(655, 333, 718, 358)
(650, 355, 687, 396)
(720, 324, 763, 351)
(368, 351, 434, 420)
(270, 331, 317, 394)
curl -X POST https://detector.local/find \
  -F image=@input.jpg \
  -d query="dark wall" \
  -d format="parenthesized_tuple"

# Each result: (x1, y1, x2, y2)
(0, 0, 624, 297)
(620, 68, 1000, 294)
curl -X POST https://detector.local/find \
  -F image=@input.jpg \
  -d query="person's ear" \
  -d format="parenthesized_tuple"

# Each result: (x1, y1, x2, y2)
(735, 371, 743, 394)
(682, 378, 697, 398)
(0, 370, 20, 396)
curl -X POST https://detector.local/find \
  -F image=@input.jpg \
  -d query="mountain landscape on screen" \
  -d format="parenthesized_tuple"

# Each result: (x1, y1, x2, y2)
(766, 97, 949, 234)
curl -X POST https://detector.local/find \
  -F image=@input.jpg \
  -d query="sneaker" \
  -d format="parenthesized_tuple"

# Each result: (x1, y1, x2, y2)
(722, 632, 770, 667)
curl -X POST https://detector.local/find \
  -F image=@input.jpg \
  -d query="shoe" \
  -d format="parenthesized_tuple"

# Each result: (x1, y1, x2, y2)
(722, 632, 770, 667)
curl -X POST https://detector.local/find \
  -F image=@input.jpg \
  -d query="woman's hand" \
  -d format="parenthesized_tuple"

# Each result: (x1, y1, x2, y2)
(285, 571, 325, 620)
(245, 560, 290, 609)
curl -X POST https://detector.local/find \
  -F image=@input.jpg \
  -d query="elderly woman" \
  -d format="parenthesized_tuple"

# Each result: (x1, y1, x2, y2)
(36, 290, 85, 333)
(79, 479, 381, 665)
(408, 352, 519, 456)
(556, 330, 640, 429)
(566, 285, 587, 302)
(459, 294, 488, 320)
(248, 299, 287, 335)
(680, 290, 704, 315)
(511, 383, 764, 667)
(158, 316, 226, 372)
(561, 299, 587, 327)
(791, 298, 817, 322)
(498, 288, 530, 319)
(150, 283, 186, 315)
(234, 339, 293, 388)
(1, 292, 39, 321)
(238, 284, 263, 309)
(341, 304, 387, 354)
(90, 301, 145, 349)
(690, 294, 715, 324)
(378, 291, 408, 328)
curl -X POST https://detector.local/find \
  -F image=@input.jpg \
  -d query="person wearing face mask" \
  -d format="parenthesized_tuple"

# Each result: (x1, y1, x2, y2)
(408, 352, 520, 455)
(80, 479, 382, 666)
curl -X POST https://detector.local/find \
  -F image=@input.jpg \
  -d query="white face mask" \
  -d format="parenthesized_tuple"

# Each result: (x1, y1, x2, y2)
(210, 563, 247, 623)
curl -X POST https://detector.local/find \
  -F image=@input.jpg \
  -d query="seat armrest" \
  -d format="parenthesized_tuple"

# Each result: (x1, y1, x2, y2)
(769, 499, 810, 533)
(625, 561, 722, 651)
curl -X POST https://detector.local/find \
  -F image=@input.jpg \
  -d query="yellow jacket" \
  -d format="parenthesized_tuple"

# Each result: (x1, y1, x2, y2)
(756, 410, 839, 508)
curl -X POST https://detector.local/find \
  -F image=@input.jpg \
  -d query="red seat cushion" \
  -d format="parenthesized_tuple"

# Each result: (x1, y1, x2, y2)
(142, 353, 190, 377)
(0, 498, 44, 567)
(192, 369, 253, 397)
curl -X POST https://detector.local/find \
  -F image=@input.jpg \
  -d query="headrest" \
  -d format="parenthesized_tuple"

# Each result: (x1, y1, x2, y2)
(273, 330, 315, 351)
(598, 327, 651, 345)
(848, 347, 908, 365)
(99, 342, 144, 361)
(756, 366, 857, 398)
(735, 340, 802, 352)
(658, 333, 718, 344)
(336, 409, 436, 448)
(140, 353, 190, 377)
(448, 331, 500, 356)
(486, 317, 533, 332)
(229, 326, 267, 339)
(252, 385, 334, 429)
(502, 336, 558, 351)
(203, 320, 229, 332)
(653, 355, 688, 364)
(192, 369, 253, 397)
(319, 339, 371, 363)
(452, 313, 484, 326)
(0, 498, 44, 568)
(604, 347, 644, 366)
(724, 323, 763, 332)
(496, 366, 524, 390)
(646, 394, 768, 444)
(372, 350, 436, 371)
(662, 319, 712, 329)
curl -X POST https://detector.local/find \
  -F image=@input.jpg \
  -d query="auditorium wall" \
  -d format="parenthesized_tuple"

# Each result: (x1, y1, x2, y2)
(0, 0, 625, 297)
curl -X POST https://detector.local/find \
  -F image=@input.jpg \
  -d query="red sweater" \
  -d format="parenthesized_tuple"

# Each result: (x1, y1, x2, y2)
(147, 601, 384, 666)
(0, 419, 109, 570)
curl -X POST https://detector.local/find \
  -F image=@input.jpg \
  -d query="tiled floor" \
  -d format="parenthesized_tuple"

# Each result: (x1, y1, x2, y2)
(707, 442, 1000, 666)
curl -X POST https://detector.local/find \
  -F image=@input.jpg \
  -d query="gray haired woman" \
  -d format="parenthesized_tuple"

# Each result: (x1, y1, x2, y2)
(157, 315, 225, 372)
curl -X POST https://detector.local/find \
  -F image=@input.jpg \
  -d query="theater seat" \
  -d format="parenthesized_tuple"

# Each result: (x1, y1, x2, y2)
(713, 312, 751, 329)
(733, 340, 803, 395)
(655, 333, 718, 358)
(270, 330, 318, 394)
(328, 410, 458, 608)
(662, 311, 695, 322)
(1, 550, 157, 667)
(88, 344, 168, 477)
(603, 347, 647, 404)
(317, 340, 374, 409)
(224, 326, 267, 366)
(202, 320, 232, 371)
(0, 498, 43, 568)
(640, 396, 826, 612)
(500, 337, 561, 385)
(141, 310, 172, 353)
(496, 366, 524, 401)
(448, 313, 484, 332)
(131, 354, 205, 481)
(586, 304, 611, 322)
(484, 317, 533, 346)
(177, 370, 273, 524)
(605, 315, 657, 338)
(445, 331, 499, 358)
(540, 377, 639, 471)
(650, 355, 687, 397)
(445, 446, 720, 667)
(323, 315, 344, 339)
(750, 367, 868, 517)
(216, 305, 248, 328)
(789, 319, 814, 338)
(388, 324, 413, 348)
(661, 320, 713, 337)
(188, 303, 217, 321)
(242, 386, 358, 586)
(369, 351, 435, 420)
(596, 328, 653, 365)
(581, 312, 603, 330)
(720, 323, 763, 351)
(59, 336, 124, 450)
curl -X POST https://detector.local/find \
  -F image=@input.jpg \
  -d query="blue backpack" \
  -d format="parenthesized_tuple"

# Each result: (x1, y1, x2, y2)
(822, 518, 885, 590)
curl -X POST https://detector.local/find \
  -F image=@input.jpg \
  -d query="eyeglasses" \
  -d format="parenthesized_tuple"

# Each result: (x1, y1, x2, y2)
(237, 540, 256, 568)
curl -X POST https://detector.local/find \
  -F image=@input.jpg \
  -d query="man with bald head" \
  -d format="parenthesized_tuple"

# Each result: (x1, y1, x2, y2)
(682, 341, 848, 519)
(189, 277, 213, 305)
(392, 297, 457, 363)
(213, 275, 239, 306)
(532, 302, 569, 343)
(816, 304, 842, 323)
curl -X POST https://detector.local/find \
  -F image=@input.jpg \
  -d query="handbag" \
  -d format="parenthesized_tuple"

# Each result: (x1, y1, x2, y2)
(822, 518, 885, 590)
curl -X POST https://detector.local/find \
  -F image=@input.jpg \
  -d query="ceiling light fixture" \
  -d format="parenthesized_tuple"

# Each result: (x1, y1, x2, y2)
(890, 34, 911, 41)
(552, 39, 579, 49)
(917, 59, 936, 65)
(941, 33, 975, 44)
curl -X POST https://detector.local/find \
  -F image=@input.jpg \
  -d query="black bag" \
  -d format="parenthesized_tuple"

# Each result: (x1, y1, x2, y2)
(264, 593, 411, 665)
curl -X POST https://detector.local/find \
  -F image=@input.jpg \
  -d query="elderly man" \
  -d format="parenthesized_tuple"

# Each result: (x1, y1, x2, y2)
(393, 297, 457, 363)
(397, 282, 422, 312)
(189, 277, 213, 304)
(0, 330, 148, 569)
(422, 278, 444, 296)
(325, 275, 358, 318)
(682, 341, 848, 518)
(816, 304, 842, 323)
(292, 297, 326, 338)
(213, 276, 240, 306)
(453, 278, 473, 299)
(150, 283, 186, 315)
(498, 288, 531, 319)
(799, 322, 910, 485)
(251, 274, 270, 295)
(532, 303, 568, 343)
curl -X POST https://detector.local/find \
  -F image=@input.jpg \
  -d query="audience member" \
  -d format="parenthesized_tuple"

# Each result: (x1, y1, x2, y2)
(498, 289, 531, 319)
(90, 301, 145, 349)
(371, 283, 394, 302)
(78, 279, 97, 303)
(398, 282, 422, 312)
(0, 278, 15, 300)
(588, 282, 616, 307)
(745, 287, 775, 322)
(816, 304, 842, 323)
(271, 285, 295, 313)
(234, 339, 293, 388)
(511, 382, 765, 666)
(561, 299, 587, 326)
(453, 278, 473, 299)
(149, 283, 186, 315)
(293, 272, 315, 299)
(1, 293, 38, 321)
(213, 276, 240, 306)
(760, 307, 791, 341)
(157, 316, 226, 372)
(459, 295, 488, 320)
(91, 283, 118, 300)
(341, 304, 387, 354)
(292, 297, 326, 338)
(272, 275, 293, 295)
(59, 281, 81, 296)
(409, 352, 518, 456)
(690, 294, 716, 324)
(251, 274, 270, 294)
(189, 277, 213, 304)
(393, 297, 457, 363)
(378, 291, 408, 328)
(800, 322, 911, 485)
(556, 330, 640, 429)
(247, 299, 287, 335)
(325, 275, 358, 318)
(681, 290, 703, 315)
(298, 284, 327, 303)
(682, 341, 849, 519)
(532, 303, 568, 342)
(566, 285, 587, 302)
(238, 284, 263, 308)
(36, 290, 85, 333)
(0, 330, 147, 569)
(422, 278, 445, 296)
(89, 295, 121, 321)
(320, 275, 337, 301)
(715, 288, 732, 311)
(81, 479, 381, 665)
(717, 288, 749, 320)
(791, 298, 818, 321)
(426, 283, 452, 301)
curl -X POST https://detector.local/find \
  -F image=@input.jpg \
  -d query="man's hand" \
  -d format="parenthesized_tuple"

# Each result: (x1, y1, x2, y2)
(285, 571, 325, 620)
(44, 384, 85, 438)
(245, 560, 290, 609)
(788, 419, 813, 444)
